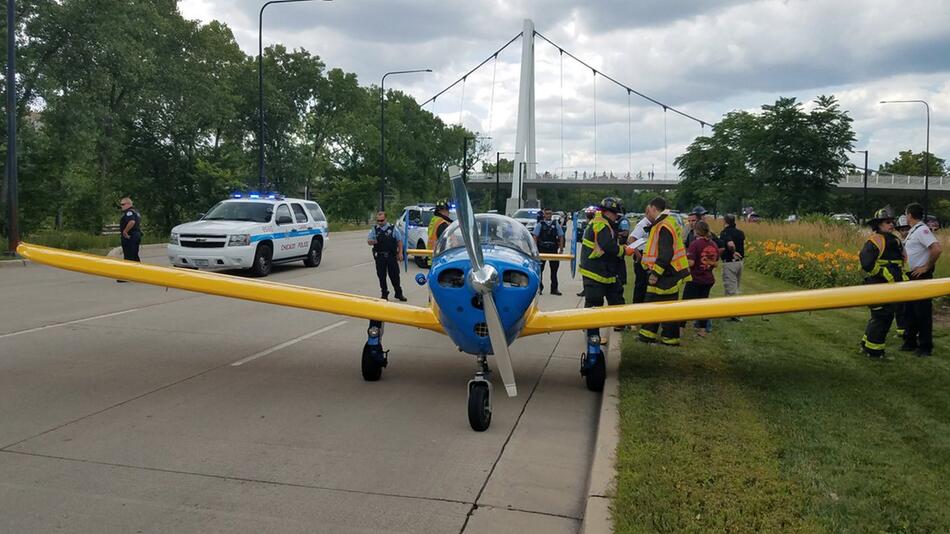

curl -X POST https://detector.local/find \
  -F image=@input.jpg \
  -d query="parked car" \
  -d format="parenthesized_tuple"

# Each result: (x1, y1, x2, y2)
(831, 213, 858, 225)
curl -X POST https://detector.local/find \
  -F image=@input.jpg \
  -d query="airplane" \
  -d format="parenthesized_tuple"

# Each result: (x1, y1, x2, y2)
(16, 166, 950, 431)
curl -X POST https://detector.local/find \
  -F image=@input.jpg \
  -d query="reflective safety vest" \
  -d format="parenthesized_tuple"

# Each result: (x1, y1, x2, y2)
(863, 232, 908, 284)
(427, 215, 450, 250)
(579, 211, 622, 284)
(641, 213, 691, 294)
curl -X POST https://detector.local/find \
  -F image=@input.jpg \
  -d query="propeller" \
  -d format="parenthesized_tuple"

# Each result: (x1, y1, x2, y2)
(448, 165, 518, 397)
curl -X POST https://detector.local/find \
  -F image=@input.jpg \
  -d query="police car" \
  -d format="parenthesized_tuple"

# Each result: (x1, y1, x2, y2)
(168, 193, 329, 277)
(396, 203, 457, 267)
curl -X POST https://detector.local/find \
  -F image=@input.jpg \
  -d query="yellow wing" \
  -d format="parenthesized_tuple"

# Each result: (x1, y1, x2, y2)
(521, 279, 950, 336)
(17, 243, 443, 333)
(408, 248, 573, 262)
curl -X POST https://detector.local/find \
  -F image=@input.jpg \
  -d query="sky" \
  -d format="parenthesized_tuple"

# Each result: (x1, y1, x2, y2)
(178, 0, 949, 179)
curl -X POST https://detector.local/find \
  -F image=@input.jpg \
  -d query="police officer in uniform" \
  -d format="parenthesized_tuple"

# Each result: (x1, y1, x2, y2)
(638, 197, 691, 346)
(533, 208, 565, 295)
(119, 197, 141, 261)
(858, 207, 907, 358)
(367, 211, 406, 301)
(579, 198, 628, 341)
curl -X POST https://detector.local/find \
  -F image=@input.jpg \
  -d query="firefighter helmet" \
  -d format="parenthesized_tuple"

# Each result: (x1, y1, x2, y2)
(599, 197, 624, 214)
(868, 206, 895, 228)
(434, 200, 450, 212)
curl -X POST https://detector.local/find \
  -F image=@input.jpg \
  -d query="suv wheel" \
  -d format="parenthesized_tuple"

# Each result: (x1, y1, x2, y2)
(250, 243, 273, 277)
(304, 238, 323, 267)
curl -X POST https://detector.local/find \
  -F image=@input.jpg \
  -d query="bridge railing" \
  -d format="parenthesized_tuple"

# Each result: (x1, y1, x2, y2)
(840, 173, 949, 189)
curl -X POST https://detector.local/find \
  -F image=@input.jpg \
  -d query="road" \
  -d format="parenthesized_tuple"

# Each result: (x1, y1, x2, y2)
(0, 231, 601, 533)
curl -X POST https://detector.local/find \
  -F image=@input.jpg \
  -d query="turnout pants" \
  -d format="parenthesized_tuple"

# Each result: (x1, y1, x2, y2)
(903, 272, 934, 351)
(374, 253, 403, 298)
(863, 303, 897, 356)
(539, 259, 560, 293)
(638, 291, 681, 345)
(121, 233, 141, 262)
(632, 261, 649, 304)
(583, 278, 624, 337)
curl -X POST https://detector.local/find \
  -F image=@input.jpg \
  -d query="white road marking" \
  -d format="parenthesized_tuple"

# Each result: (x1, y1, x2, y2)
(0, 308, 142, 340)
(354, 260, 374, 267)
(229, 320, 349, 367)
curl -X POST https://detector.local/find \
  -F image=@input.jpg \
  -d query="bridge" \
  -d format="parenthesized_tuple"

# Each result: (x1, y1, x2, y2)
(466, 172, 950, 201)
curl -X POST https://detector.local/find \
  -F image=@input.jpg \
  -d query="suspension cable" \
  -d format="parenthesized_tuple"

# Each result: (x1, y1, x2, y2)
(487, 53, 497, 140)
(663, 106, 668, 180)
(628, 89, 632, 177)
(458, 76, 466, 126)
(592, 69, 597, 178)
(422, 32, 522, 107)
(534, 30, 709, 128)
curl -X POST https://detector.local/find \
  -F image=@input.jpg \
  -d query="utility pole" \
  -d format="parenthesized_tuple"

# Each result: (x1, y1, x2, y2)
(6, 0, 19, 253)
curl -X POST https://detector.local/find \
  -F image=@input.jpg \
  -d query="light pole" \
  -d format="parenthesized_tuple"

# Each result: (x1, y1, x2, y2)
(5, 0, 18, 254)
(495, 151, 519, 212)
(379, 68, 431, 211)
(258, 0, 331, 192)
(880, 99, 931, 216)
(853, 149, 868, 222)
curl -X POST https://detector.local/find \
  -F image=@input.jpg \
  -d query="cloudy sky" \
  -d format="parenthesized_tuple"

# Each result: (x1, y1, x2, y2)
(179, 0, 949, 178)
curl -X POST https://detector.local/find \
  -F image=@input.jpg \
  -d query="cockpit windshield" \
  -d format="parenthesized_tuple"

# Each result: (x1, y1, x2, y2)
(434, 214, 539, 258)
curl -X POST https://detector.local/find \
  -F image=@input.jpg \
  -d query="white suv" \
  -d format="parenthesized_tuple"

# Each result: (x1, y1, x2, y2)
(396, 204, 457, 267)
(168, 195, 329, 277)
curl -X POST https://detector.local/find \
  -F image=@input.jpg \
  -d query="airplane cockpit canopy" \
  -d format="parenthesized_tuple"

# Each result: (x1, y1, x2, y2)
(434, 214, 539, 259)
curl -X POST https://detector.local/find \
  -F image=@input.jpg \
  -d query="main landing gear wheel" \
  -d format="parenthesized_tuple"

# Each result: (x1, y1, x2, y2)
(361, 321, 387, 381)
(468, 381, 492, 432)
(583, 352, 606, 392)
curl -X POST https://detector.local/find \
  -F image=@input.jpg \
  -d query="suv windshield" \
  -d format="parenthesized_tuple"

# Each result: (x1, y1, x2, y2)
(512, 209, 538, 219)
(203, 202, 273, 223)
(434, 214, 539, 258)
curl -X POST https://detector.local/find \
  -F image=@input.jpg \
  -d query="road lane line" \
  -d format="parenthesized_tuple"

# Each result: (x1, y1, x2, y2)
(0, 308, 142, 340)
(229, 320, 349, 367)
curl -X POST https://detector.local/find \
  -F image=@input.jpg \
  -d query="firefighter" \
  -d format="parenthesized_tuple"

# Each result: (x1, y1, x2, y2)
(426, 201, 454, 267)
(859, 207, 908, 358)
(638, 197, 691, 346)
(579, 198, 628, 340)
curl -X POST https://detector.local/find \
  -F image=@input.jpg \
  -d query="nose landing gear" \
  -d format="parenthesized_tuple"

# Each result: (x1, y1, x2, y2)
(467, 354, 493, 431)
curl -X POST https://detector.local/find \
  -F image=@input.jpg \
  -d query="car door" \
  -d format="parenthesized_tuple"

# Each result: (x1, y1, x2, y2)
(273, 203, 295, 259)
(290, 202, 313, 252)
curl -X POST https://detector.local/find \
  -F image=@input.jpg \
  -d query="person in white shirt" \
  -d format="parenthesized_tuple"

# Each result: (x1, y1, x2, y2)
(627, 215, 652, 304)
(900, 203, 943, 356)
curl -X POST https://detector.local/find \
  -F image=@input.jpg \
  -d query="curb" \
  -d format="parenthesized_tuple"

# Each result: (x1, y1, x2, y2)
(580, 329, 621, 534)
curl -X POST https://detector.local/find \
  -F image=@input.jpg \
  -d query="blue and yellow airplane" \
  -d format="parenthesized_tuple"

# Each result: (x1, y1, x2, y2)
(16, 167, 950, 431)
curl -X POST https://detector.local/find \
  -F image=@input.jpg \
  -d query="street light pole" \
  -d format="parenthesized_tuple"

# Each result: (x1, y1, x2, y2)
(880, 99, 931, 216)
(6, 0, 18, 253)
(379, 68, 431, 211)
(258, 0, 331, 192)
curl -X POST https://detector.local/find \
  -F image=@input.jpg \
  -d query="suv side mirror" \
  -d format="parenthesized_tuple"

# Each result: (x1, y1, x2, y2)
(277, 215, 293, 225)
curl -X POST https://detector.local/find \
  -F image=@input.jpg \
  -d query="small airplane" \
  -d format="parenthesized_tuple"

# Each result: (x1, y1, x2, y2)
(17, 167, 950, 431)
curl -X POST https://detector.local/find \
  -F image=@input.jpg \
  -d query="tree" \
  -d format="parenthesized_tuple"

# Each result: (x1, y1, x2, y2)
(879, 150, 946, 177)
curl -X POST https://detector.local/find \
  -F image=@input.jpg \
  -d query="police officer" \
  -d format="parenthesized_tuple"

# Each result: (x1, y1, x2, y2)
(533, 208, 565, 295)
(119, 197, 141, 260)
(858, 207, 907, 358)
(638, 197, 691, 346)
(579, 198, 627, 341)
(367, 211, 406, 301)
(901, 202, 943, 356)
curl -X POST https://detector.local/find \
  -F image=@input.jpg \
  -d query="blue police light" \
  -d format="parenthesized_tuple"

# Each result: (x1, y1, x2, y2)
(248, 191, 261, 199)
(230, 192, 243, 199)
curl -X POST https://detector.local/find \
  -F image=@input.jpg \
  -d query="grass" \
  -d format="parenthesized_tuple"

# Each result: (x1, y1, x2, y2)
(612, 270, 950, 533)
(10, 230, 169, 255)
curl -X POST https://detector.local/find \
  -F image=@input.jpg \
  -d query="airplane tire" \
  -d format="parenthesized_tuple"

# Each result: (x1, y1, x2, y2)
(361, 344, 383, 381)
(585, 352, 606, 392)
(468, 382, 492, 432)
(303, 238, 323, 267)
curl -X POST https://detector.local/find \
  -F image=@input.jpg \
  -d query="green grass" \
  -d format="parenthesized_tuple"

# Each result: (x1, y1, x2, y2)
(328, 221, 372, 232)
(17, 230, 169, 255)
(613, 270, 950, 533)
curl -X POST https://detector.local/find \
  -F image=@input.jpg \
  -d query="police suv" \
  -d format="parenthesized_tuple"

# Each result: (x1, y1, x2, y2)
(396, 203, 457, 267)
(168, 193, 328, 277)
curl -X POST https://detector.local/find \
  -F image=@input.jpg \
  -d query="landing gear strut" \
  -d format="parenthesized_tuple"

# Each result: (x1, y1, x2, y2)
(581, 333, 606, 392)
(361, 320, 388, 381)
(467, 354, 492, 431)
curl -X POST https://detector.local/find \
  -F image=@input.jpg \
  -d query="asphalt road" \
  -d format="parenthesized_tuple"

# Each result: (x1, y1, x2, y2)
(0, 230, 600, 533)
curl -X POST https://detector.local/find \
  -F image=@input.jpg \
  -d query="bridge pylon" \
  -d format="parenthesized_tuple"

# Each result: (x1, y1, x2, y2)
(507, 19, 536, 216)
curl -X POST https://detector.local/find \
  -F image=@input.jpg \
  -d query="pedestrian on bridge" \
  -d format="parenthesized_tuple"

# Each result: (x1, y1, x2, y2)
(367, 211, 406, 301)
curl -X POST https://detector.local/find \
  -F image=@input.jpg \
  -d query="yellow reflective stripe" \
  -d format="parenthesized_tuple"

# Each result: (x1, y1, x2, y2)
(660, 337, 680, 346)
(896, 329, 905, 335)
(638, 328, 658, 339)
(862, 335, 886, 351)
(647, 285, 681, 295)
(579, 268, 616, 284)
(652, 264, 666, 275)
(582, 239, 597, 249)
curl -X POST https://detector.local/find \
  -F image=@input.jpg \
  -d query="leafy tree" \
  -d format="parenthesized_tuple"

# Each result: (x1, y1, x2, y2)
(879, 150, 946, 177)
